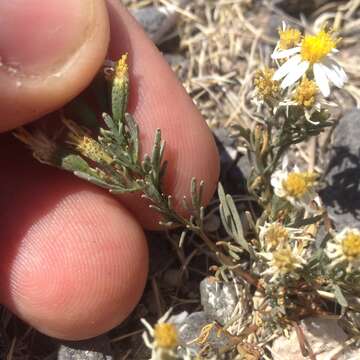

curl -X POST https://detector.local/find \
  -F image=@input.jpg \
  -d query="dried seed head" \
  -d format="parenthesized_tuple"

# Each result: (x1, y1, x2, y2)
(294, 77, 318, 108)
(254, 67, 280, 100)
(14, 128, 59, 165)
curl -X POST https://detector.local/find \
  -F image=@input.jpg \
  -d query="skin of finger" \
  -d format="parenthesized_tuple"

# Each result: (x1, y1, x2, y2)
(0, 136, 149, 340)
(0, 0, 110, 132)
(105, 0, 220, 230)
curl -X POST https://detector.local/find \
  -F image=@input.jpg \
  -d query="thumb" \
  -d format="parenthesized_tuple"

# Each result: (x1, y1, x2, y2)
(0, 0, 110, 132)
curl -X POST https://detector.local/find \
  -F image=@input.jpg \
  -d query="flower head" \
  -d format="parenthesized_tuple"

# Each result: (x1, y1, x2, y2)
(278, 75, 331, 124)
(141, 309, 189, 360)
(273, 247, 301, 273)
(115, 53, 129, 80)
(259, 222, 289, 250)
(154, 323, 178, 349)
(63, 118, 113, 165)
(293, 77, 318, 108)
(259, 222, 313, 251)
(326, 228, 360, 273)
(254, 67, 280, 100)
(271, 161, 318, 209)
(278, 22, 302, 50)
(282, 172, 316, 198)
(261, 244, 306, 282)
(300, 29, 338, 64)
(272, 24, 347, 97)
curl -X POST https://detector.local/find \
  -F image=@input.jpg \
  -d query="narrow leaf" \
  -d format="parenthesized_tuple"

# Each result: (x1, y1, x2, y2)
(333, 285, 348, 308)
(179, 231, 187, 247)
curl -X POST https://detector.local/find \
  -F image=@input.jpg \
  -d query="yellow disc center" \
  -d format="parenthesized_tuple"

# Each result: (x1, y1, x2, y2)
(300, 30, 337, 64)
(342, 232, 360, 259)
(265, 224, 289, 249)
(154, 323, 178, 349)
(273, 247, 296, 274)
(283, 172, 315, 198)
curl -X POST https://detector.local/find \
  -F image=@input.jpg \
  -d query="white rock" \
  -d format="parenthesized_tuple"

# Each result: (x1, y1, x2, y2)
(271, 317, 360, 360)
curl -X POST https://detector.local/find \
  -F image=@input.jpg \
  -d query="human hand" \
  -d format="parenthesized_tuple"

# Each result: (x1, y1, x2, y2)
(0, 0, 219, 340)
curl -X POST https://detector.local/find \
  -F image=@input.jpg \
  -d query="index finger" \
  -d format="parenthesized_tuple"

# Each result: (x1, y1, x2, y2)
(105, 0, 220, 229)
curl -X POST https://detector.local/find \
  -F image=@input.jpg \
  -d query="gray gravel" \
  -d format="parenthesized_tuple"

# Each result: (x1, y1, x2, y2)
(321, 110, 360, 229)
(57, 336, 113, 360)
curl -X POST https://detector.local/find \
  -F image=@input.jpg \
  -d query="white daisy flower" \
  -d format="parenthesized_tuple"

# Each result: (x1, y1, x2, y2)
(260, 244, 306, 282)
(141, 309, 191, 360)
(259, 222, 289, 251)
(259, 222, 313, 251)
(272, 25, 347, 97)
(326, 228, 360, 273)
(271, 158, 318, 209)
(278, 76, 339, 126)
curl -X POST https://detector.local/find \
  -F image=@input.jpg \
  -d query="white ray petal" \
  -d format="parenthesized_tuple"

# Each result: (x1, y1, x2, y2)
(332, 63, 348, 84)
(314, 63, 330, 97)
(281, 156, 289, 170)
(273, 55, 302, 81)
(324, 59, 348, 87)
(271, 47, 300, 59)
(281, 61, 309, 88)
(339, 66, 348, 82)
(323, 65, 344, 87)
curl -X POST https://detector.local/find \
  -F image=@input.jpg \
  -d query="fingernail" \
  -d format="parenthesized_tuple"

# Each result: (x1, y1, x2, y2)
(0, 0, 93, 76)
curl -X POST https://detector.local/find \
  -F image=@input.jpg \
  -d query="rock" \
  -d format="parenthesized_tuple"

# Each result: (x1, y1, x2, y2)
(130, 2, 189, 45)
(57, 336, 113, 360)
(199, 277, 251, 332)
(321, 110, 360, 229)
(164, 54, 188, 82)
(271, 317, 360, 360)
(164, 53, 186, 68)
(177, 311, 233, 355)
(131, 6, 171, 44)
(200, 277, 239, 327)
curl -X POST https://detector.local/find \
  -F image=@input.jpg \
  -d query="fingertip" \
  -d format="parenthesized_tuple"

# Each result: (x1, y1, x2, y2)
(0, 143, 148, 339)
(0, 0, 110, 132)
(5, 189, 148, 339)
